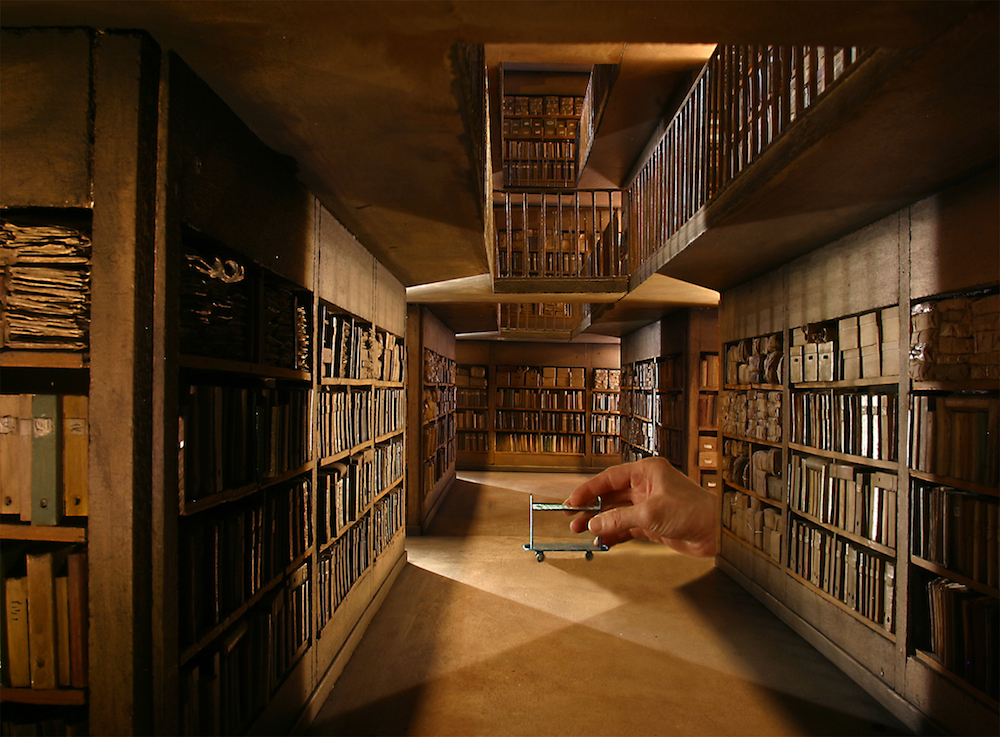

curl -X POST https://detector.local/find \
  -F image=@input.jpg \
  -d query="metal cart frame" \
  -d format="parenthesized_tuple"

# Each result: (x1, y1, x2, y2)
(523, 494, 610, 561)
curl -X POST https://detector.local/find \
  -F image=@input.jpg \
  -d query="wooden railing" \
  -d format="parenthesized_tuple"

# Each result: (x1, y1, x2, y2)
(626, 45, 866, 272)
(493, 189, 625, 281)
(497, 302, 581, 335)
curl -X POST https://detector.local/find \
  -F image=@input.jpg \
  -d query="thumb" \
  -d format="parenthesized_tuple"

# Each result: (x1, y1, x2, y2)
(587, 506, 641, 545)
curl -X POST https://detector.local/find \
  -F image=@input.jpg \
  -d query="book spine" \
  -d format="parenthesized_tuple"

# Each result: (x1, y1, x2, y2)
(62, 394, 89, 517)
(31, 395, 62, 525)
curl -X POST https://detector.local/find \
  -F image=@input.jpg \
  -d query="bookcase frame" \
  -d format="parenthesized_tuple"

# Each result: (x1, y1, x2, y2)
(619, 308, 719, 483)
(453, 340, 620, 472)
(2, 30, 409, 735)
(715, 170, 999, 735)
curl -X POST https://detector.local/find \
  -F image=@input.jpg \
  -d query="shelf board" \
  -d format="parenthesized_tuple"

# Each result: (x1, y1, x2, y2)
(721, 526, 782, 565)
(321, 376, 376, 386)
(0, 524, 87, 544)
(790, 508, 896, 557)
(179, 354, 310, 381)
(722, 478, 785, 509)
(180, 481, 257, 516)
(911, 650, 1000, 712)
(0, 687, 87, 706)
(785, 569, 896, 643)
(912, 380, 1000, 392)
(793, 376, 900, 389)
(180, 462, 313, 516)
(721, 432, 783, 449)
(908, 469, 999, 498)
(375, 476, 405, 501)
(724, 383, 783, 392)
(374, 429, 404, 444)
(180, 568, 285, 666)
(787, 443, 898, 471)
(909, 556, 1000, 598)
(0, 351, 88, 369)
(319, 441, 372, 467)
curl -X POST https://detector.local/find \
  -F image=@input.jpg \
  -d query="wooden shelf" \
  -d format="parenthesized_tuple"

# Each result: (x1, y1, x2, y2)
(724, 383, 783, 392)
(721, 527, 781, 565)
(0, 687, 87, 706)
(790, 508, 896, 557)
(912, 380, 1000, 392)
(0, 351, 88, 369)
(908, 469, 999, 498)
(0, 524, 87, 544)
(909, 556, 1000, 598)
(911, 650, 1000, 712)
(721, 432, 783, 449)
(374, 429, 404, 444)
(787, 443, 898, 471)
(785, 569, 896, 643)
(180, 462, 314, 517)
(793, 377, 900, 389)
(321, 376, 376, 386)
(179, 354, 310, 381)
(320, 441, 373, 468)
(722, 478, 785, 508)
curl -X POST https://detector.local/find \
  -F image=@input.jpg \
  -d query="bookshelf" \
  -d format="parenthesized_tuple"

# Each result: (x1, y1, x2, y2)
(452, 341, 620, 472)
(455, 364, 489, 459)
(2, 30, 410, 735)
(421, 348, 456, 497)
(501, 94, 584, 189)
(493, 364, 587, 456)
(693, 352, 721, 492)
(905, 288, 998, 711)
(1, 215, 93, 734)
(620, 355, 683, 464)
(715, 170, 999, 735)
(406, 306, 456, 534)
(590, 368, 621, 458)
(720, 331, 786, 567)
(620, 308, 720, 481)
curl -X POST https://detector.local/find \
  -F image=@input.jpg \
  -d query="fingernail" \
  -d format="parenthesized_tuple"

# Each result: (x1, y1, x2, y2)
(588, 515, 603, 534)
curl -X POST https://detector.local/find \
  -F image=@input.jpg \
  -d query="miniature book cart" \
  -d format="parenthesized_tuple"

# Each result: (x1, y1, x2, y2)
(523, 494, 610, 561)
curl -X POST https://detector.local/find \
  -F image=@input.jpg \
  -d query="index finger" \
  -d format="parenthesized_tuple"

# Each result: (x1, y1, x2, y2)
(565, 462, 639, 507)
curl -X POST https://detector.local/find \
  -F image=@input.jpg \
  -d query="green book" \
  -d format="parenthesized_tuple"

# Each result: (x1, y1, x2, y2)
(31, 394, 62, 526)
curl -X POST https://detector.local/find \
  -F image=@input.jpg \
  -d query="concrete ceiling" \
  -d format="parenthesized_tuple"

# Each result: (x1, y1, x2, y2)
(1, 0, 986, 336)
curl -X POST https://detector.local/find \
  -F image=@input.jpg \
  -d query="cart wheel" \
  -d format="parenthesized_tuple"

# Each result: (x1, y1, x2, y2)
(536, 551, 545, 562)
(585, 550, 593, 560)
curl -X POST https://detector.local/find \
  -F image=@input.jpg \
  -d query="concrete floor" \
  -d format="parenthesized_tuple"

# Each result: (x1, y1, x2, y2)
(306, 471, 910, 736)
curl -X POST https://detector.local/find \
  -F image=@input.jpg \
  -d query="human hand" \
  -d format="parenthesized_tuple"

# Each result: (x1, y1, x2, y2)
(565, 456, 717, 557)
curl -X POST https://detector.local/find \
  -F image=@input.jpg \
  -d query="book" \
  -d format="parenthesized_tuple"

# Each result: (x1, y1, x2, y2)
(26, 546, 70, 689)
(66, 550, 88, 688)
(31, 395, 62, 525)
(55, 573, 70, 686)
(4, 574, 30, 687)
(61, 395, 88, 517)
(0, 394, 26, 517)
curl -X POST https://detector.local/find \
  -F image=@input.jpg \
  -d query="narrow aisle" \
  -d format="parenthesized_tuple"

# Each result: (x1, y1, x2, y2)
(307, 471, 908, 736)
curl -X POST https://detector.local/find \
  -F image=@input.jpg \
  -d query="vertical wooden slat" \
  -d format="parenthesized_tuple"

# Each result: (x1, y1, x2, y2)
(151, 47, 180, 737)
(807, 46, 818, 111)
(89, 31, 160, 735)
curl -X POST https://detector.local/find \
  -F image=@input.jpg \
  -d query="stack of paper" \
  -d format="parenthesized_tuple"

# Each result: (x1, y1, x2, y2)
(0, 221, 91, 351)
